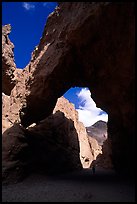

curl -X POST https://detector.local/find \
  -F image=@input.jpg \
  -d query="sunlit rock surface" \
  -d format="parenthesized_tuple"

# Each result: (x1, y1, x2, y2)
(2, 2, 135, 181)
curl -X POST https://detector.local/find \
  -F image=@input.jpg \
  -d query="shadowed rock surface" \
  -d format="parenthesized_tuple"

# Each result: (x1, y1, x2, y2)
(3, 95, 105, 184)
(92, 138, 113, 169)
(53, 97, 96, 168)
(2, 112, 82, 184)
(26, 111, 83, 174)
(2, 104, 83, 184)
(19, 2, 134, 176)
(2, 123, 29, 184)
(2, 2, 135, 181)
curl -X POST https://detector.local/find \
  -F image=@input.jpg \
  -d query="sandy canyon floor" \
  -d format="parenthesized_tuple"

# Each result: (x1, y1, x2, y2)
(2, 167, 135, 202)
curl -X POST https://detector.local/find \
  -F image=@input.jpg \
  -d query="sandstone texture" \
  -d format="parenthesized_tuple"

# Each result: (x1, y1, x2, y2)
(53, 97, 95, 168)
(2, 24, 16, 95)
(3, 94, 105, 183)
(2, 2, 134, 180)
(19, 2, 134, 175)
(2, 104, 83, 183)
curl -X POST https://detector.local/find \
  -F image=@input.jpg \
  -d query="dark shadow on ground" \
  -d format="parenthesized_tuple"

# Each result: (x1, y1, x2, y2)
(2, 167, 135, 202)
(47, 167, 134, 185)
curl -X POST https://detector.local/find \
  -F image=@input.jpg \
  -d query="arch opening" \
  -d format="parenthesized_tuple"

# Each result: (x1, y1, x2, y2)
(2, 2, 135, 185)
(64, 87, 108, 127)
(62, 87, 112, 170)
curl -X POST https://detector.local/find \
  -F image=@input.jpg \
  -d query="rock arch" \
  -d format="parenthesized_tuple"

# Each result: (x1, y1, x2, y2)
(3, 3, 135, 176)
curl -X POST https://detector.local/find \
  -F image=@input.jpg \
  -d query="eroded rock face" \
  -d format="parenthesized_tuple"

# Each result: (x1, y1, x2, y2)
(18, 2, 134, 176)
(88, 136, 102, 162)
(27, 110, 82, 174)
(2, 123, 29, 184)
(3, 94, 106, 183)
(53, 97, 94, 168)
(2, 67, 28, 133)
(2, 24, 16, 95)
(2, 93, 11, 133)
(93, 138, 113, 169)
(86, 121, 113, 169)
(2, 111, 83, 183)
(2, 2, 135, 177)
(3, 95, 103, 183)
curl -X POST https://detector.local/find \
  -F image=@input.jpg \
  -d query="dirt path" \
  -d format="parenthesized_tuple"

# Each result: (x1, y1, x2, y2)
(2, 168, 135, 202)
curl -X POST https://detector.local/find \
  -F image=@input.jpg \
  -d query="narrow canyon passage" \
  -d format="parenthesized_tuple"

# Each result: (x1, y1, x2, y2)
(2, 3, 135, 202)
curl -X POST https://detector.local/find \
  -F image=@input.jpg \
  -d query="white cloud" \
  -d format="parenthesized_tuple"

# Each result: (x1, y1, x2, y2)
(43, 3, 48, 7)
(22, 2, 35, 10)
(43, 2, 51, 8)
(43, 2, 56, 8)
(76, 88, 108, 127)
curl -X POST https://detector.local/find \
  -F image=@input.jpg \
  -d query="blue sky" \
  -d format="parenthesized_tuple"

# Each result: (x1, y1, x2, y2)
(2, 2, 58, 68)
(2, 2, 108, 127)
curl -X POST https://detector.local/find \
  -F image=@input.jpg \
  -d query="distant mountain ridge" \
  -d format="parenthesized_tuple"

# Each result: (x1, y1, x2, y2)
(92, 120, 107, 130)
(86, 120, 107, 146)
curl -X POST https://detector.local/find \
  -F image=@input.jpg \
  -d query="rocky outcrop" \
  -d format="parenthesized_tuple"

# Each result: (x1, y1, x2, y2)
(2, 67, 28, 133)
(2, 2, 135, 177)
(88, 136, 102, 161)
(94, 138, 113, 169)
(2, 93, 12, 133)
(2, 110, 82, 184)
(87, 121, 113, 169)
(86, 121, 108, 146)
(53, 97, 105, 168)
(2, 123, 29, 184)
(2, 24, 16, 95)
(2, 24, 26, 127)
(3, 94, 103, 183)
(27, 110, 82, 173)
(53, 97, 94, 168)
(18, 2, 134, 176)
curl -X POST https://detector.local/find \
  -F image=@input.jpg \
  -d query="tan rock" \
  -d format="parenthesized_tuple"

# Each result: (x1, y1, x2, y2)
(17, 2, 133, 175)
(2, 2, 135, 179)
(2, 24, 16, 95)
(53, 97, 94, 168)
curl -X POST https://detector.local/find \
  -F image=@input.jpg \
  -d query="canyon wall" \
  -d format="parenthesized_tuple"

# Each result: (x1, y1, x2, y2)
(2, 2, 135, 179)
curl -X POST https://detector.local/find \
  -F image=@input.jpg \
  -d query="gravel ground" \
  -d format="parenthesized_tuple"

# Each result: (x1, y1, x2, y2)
(2, 167, 135, 202)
